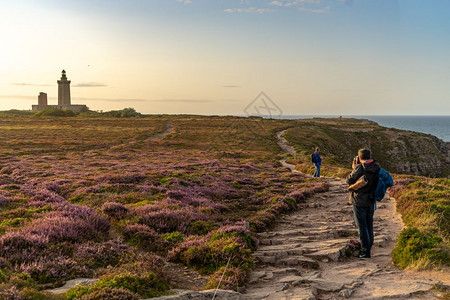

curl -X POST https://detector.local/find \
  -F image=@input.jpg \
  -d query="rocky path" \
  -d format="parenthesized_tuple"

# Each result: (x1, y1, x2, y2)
(243, 130, 449, 299)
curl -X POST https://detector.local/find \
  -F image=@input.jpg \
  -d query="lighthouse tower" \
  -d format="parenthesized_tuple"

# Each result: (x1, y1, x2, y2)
(57, 70, 71, 106)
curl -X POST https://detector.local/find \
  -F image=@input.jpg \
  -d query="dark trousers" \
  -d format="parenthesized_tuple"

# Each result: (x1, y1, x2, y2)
(353, 204, 374, 253)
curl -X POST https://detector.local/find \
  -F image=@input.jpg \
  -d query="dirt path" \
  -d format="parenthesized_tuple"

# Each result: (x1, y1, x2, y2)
(107, 121, 174, 151)
(243, 130, 449, 299)
(276, 130, 298, 173)
(147, 121, 174, 141)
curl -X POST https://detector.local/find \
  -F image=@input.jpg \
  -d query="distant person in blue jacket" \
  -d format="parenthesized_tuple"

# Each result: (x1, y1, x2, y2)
(312, 147, 321, 177)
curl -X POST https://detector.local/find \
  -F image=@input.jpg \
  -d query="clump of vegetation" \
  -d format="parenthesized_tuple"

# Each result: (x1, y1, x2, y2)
(391, 176, 449, 269)
(168, 225, 256, 289)
(78, 287, 139, 300)
(66, 272, 170, 299)
(205, 266, 247, 290)
(0, 109, 34, 117)
(392, 227, 448, 269)
(123, 224, 166, 252)
(0, 270, 58, 299)
(188, 220, 219, 235)
(79, 108, 142, 118)
(33, 108, 76, 117)
(101, 202, 129, 220)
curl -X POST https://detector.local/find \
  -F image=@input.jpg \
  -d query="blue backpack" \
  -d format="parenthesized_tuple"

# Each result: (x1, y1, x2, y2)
(373, 168, 394, 201)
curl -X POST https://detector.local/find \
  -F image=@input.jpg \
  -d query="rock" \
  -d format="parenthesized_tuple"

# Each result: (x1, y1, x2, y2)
(259, 239, 271, 245)
(304, 246, 344, 262)
(249, 271, 266, 284)
(279, 256, 319, 269)
(256, 256, 277, 264)
(271, 268, 302, 276)
(278, 275, 304, 283)
(149, 289, 242, 300)
(339, 288, 354, 298)
(45, 278, 98, 294)
(280, 283, 290, 291)
(309, 279, 344, 293)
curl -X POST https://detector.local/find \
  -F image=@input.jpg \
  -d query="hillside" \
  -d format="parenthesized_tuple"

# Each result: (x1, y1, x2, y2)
(0, 115, 448, 299)
(283, 118, 449, 178)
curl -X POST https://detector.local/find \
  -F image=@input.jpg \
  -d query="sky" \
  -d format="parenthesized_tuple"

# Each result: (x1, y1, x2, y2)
(0, 0, 449, 116)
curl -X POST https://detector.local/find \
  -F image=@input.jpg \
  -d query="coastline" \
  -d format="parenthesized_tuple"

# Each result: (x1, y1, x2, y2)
(275, 115, 450, 142)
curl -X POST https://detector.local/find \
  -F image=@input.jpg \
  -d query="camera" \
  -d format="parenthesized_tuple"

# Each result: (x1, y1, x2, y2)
(354, 156, 360, 164)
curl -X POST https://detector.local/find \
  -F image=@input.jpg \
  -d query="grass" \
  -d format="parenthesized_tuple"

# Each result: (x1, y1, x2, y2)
(390, 176, 450, 269)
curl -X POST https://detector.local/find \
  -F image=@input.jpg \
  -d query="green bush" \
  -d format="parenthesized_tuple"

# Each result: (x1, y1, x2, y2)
(162, 231, 185, 243)
(78, 108, 142, 118)
(169, 229, 255, 275)
(66, 272, 169, 299)
(33, 108, 76, 117)
(392, 227, 449, 269)
(188, 220, 218, 235)
(205, 267, 247, 291)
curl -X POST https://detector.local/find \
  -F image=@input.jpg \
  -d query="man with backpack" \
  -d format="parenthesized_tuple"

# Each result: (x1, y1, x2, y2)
(312, 147, 321, 177)
(347, 149, 381, 259)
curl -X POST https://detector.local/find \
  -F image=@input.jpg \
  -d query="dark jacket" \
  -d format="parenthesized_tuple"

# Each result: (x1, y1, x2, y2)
(312, 153, 321, 166)
(347, 160, 381, 207)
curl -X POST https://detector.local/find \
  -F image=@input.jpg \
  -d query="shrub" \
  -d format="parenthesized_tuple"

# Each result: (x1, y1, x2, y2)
(205, 266, 247, 291)
(168, 226, 255, 275)
(210, 225, 257, 251)
(33, 108, 76, 117)
(135, 206, 204, 233)
(0, 195, 11, 208)
(0, 232, 47, 264)
(162, 231, 184, 243)
(188, 220, 218, 235)
(75, 240, 130, 268)
(0, 286, 23, 299)
(101, 202, 129, 220)
(66, 272, 169, 299)
(79, 287, 139, 300)
(103, 108, 142, 118)
(17, 256, 87, 284)
(392, 227, 449, 269)
(122, 224, 165, 252)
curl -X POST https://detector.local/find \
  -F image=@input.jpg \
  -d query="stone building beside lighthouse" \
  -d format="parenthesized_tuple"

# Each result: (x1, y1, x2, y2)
(32, 70, 88, 113)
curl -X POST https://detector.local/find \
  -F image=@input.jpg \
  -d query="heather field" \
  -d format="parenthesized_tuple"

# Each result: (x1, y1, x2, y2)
(0, 116, 327, 299)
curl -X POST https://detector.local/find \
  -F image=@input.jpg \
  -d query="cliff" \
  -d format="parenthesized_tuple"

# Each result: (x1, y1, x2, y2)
(283, 118, 449, 178)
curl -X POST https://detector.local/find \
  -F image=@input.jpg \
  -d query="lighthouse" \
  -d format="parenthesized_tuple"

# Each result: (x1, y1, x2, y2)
(57, 70, 71, 106)
(31, 70, 88, 113)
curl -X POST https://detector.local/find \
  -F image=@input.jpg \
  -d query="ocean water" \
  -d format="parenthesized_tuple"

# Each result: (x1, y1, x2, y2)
(279, 115, 450, 142)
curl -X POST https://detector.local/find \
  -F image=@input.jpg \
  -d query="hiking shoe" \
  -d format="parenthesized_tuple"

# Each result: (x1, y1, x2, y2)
(355, 251, 371, 259)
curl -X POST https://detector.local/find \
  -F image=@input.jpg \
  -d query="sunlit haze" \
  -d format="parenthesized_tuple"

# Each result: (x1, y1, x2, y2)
(1, 0, 449, 115)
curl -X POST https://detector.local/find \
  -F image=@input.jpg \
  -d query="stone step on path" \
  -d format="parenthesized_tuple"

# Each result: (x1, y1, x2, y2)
(244, 179, 358, 299)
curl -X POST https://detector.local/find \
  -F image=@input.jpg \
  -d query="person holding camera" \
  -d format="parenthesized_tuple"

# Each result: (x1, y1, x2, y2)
(347, 148, 381, 259)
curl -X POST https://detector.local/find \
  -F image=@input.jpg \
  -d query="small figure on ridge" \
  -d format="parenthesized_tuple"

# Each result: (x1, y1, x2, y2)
(311, 147, 321, 177)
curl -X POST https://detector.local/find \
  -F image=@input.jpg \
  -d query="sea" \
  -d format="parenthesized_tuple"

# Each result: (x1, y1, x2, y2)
(278, 115, 450, 142)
